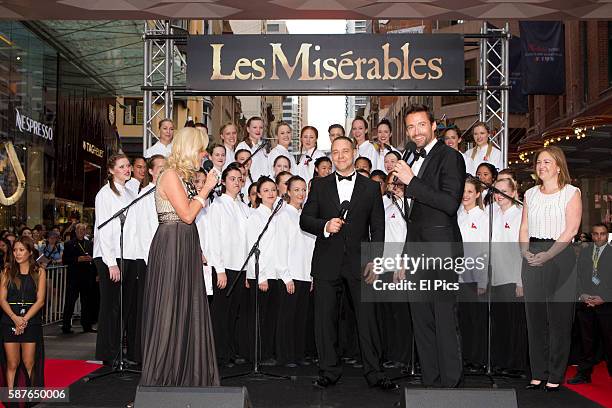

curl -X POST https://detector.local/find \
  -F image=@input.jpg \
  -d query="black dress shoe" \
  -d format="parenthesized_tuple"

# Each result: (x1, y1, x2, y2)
(313, 376, 336, 389)
(372, 377, 399, 391)
(545, 384, 561, 392)
(567, 375, 591, 385)
(525, 381, 543, 390)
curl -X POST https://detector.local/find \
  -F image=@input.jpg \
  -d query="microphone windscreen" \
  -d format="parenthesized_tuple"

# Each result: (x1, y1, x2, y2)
(202, 159, 214, 173)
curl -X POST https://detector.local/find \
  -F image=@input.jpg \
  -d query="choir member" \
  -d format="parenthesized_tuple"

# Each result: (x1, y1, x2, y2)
(145, 118, 174, 158)
(374, 119, 399, 172)
(236, 117, 269, 181)
(490, 177, 528, 374)
(268, 122, 297, 175)
(476, 162, 498, 207)
(247, 182, 258, 209)
(355, 157, 373, 174)
(442, 125, 463, 152)
(383, 151, 401, 175)
(464, 122, 503, 175)
(220, 122, 238, 169)
(457, 178, 489, 371)
(273, 156, 292, 177)
(235, 149, 254, 201)
(351, 117, 378, 169)
(245, 177, 281, 364)
(314, 157, 333, 179)
(370, 170, 387, 196)
(275, 176, 315, 367)
(205, 164, 251, 367)
(275, 171, 292, 202)
(93, 153, 138, 365)
(295, 126, 325, 184)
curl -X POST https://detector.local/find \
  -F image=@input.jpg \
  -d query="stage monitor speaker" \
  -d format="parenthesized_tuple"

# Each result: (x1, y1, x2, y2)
(134, 386, 251, 408)
(401, 388, 517, 408)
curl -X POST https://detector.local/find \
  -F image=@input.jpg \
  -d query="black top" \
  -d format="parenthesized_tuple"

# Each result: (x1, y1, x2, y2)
(1, 274, 41, 325)
(577, 243, 612, 302)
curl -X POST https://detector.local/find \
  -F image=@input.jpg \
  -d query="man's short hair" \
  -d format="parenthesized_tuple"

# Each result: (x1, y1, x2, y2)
(328, 124, 345, 135)
(331, 136, 355, 149)
(592, 223, 609, 232)
(404, 104, 435, 124)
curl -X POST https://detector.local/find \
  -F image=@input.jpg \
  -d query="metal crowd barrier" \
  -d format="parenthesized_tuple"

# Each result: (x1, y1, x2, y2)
(43, 265, 67, 326)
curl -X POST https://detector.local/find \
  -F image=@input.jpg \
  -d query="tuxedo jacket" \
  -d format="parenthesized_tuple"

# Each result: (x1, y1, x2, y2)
(300, 173, 385, 281)
(404, 140, 465, 282)
(577, 243, 612, 302)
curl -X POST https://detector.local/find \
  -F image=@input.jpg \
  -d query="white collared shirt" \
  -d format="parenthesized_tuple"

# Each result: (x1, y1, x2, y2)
(268, 144, 298, 175)
(356, 140, 378, 170)
(276, 205, 315, 283)
(381, 195, 407, 270)
(246, 204, 279, 283)
(202, 193, 250, 274)
(145, 141, 172, 158)
(464, 144, 503, 175)
(407, 137, 438, 208)
(236, 140, 270, 181)
(322, 170, 357, 237)
(223, 145, 236, 169)
(123, 183, 158, 262)
(296, 148, 325, 184)
(457, 205, 489, 288)
(491, 204, 522, 286)
(93, 182, 136, 267)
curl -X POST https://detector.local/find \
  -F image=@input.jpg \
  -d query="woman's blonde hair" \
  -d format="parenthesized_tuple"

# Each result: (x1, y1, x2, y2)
(166, 127, 209, 180)
(533, 146, 571, 189)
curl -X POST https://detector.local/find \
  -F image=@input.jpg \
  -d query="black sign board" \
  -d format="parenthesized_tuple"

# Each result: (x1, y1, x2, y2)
(187, 34, 465, 95)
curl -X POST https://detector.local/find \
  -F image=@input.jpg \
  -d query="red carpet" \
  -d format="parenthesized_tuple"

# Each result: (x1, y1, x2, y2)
(565, 363, 612, 408)
(44, 359, 101, 387)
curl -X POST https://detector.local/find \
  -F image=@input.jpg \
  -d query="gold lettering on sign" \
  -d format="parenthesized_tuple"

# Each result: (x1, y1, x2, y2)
(271, 43, 314, 80)
(211, 44, 235, 80)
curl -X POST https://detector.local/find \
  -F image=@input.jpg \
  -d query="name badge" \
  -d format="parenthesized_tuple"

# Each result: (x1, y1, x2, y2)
(592, 275, 601, 286)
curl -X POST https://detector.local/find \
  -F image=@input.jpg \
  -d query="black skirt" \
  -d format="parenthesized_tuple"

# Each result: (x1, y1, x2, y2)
(2, 323, 42, 343)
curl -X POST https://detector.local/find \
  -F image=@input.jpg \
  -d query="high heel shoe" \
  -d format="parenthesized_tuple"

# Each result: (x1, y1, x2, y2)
(545, 384, 560, 392)
(525, 381, 543, 390)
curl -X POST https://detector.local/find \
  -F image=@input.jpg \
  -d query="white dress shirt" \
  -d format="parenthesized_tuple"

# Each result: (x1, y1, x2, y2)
(406, 137, 438, 208)
(204, 193, 250, 274)
(381, 195, 407, 271)
(322, 170, 357, 237)
(464, 144, 503, 175)
(93, 182, 136, 267)
(268, 144, 298, 175)
(356, 140, 379, 170)
(236, 140, 270, 181)
(223, 145, 236, 169)
(491, 204, 522, 286)
(276, 205, 315, 283)
(123, 183, 158, 263)
(295, 148, 325, 184)
(246, 204, 279, 283)
(457, 205, 489, 289)
(145, 141, 173, 159)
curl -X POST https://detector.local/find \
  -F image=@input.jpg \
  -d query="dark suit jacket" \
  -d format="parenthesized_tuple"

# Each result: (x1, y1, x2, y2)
(404, 140, 465, 282)
(300, 173, 385, 281)
(63, 238, 95, 274)
(577, 243, 612, 302)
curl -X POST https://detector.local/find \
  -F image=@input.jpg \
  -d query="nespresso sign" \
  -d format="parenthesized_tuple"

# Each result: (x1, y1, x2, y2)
(15, 109, 53, 141)
(187, 34, 464, 94)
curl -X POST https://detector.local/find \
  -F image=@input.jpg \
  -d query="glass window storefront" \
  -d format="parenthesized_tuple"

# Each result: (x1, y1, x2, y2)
(0, 21, 57, 229)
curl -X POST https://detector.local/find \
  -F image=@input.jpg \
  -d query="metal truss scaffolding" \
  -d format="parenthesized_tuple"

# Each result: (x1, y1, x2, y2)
(143, 20, 175, 153)
(478, 22, 510, 168)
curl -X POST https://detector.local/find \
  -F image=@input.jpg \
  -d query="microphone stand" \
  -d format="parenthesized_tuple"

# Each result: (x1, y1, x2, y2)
(464, 175, 522, 388)
(84, 185, 156, 382)
(224, 198, 293, 381)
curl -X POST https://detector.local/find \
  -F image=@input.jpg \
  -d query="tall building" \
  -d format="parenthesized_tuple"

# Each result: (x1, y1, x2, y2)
(345, 20, 370, 123)
(265, 20, 289, 139)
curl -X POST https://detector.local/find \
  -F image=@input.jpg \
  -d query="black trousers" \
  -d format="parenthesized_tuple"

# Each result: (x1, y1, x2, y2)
(276, 280, 310, 364)
(94, 258, 139, 362)
(409, 297, 463, 387)
(246, 278, 280, 361)
(126, 259, 146, 362)
(314, 262, 384, 385)
(491, 283, 528, 370)
(458, 282, 487, 366)
(522, 241, 576, 384)
(210, 269, 243, 364)
(575, 303, 612, 377)
(61, 264, 98, 331)
(338, 288, 360, 360)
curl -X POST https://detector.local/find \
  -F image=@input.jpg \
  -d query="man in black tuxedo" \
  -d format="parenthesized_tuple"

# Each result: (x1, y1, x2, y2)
(394, 104, 466, 387)
(568, 223, 612, 384)
(300, 136, 396, 390)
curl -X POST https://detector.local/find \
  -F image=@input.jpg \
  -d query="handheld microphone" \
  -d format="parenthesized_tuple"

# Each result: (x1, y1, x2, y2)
(401, 140, 418, 166)
(339, 200, 350, 222)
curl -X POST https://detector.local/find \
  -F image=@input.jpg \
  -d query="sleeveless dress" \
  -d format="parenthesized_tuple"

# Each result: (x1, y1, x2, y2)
(140, 173, 219, 386)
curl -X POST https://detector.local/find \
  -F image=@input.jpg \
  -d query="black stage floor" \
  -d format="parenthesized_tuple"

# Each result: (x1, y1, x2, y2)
(40, 364, 602, 408)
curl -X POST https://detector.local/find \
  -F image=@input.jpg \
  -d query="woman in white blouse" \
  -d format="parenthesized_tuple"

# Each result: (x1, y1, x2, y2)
(93, 153, 137, 364)
(457, 178, 489, 370)
(520, 146, 581, 391)
(235, 117, 269, 181)
(373, 119, 398, 172)
(490, 177, 528, 374)
(245, 177, 281, 365)
(464, 122, 503, 175)
(295, 126, 325, 185)
(275, 176, 315, 367)
(351, 117, 378, 170)
(204, 164, 250, 367)
(220, 122, 238, 170)
(268, 122, 297, 175)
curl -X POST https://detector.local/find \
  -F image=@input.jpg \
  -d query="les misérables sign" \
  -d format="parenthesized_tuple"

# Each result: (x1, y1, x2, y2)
(187, 34, 464, 94)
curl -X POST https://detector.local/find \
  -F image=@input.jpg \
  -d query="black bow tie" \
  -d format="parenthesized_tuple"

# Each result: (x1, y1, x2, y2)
(415, 149, 427, 159)
(336, 172, 354, 182)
